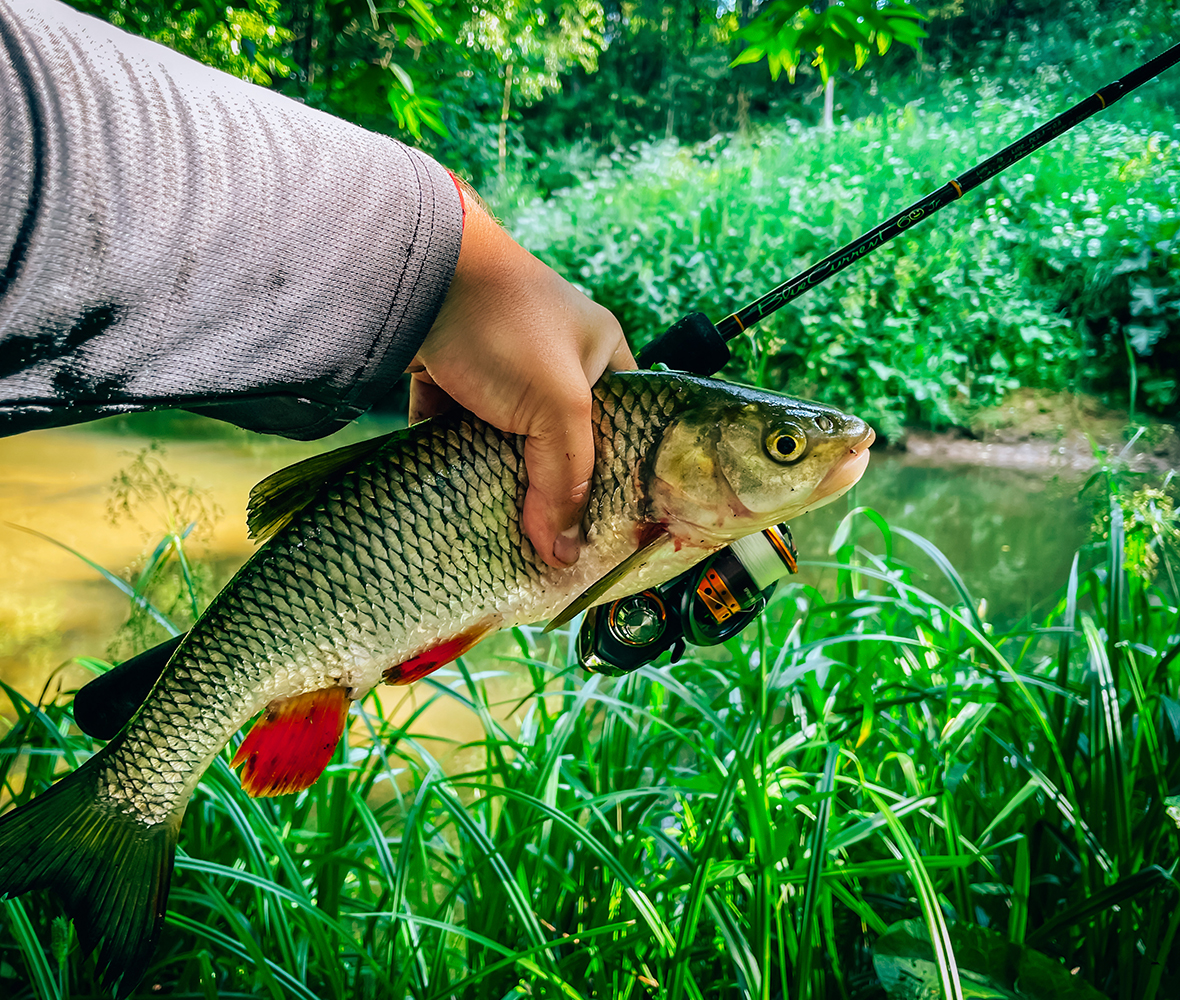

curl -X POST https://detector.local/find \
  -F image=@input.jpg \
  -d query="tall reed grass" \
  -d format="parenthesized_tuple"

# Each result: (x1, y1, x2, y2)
(1, 466, 1177, 999)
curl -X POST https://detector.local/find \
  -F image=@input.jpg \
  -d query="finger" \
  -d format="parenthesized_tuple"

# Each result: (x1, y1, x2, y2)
(608, 337, 638, 372)
(520, 387, 595, 569)
(580, 306, 634, 375)
(408, 373, 456, 425)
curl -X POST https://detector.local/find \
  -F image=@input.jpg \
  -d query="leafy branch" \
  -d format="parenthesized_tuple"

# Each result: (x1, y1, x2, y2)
(733, 0, 927, 83)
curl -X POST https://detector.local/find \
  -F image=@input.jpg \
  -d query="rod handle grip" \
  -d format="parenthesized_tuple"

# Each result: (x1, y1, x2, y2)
(637, 312, 731, 374)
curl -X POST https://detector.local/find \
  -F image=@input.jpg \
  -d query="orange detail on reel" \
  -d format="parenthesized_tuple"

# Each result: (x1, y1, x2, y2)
(696, 567, 744, 623)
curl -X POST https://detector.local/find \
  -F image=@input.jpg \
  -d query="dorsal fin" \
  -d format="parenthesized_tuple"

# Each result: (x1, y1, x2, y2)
(247, 432, 397, 542)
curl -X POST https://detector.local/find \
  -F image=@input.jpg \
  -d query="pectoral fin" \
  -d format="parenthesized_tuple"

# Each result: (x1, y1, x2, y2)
(383, 619, 498, 685)
(544, 530, 672, 632)
(231, 686, 351, 797)
(74, 634, 185, 740)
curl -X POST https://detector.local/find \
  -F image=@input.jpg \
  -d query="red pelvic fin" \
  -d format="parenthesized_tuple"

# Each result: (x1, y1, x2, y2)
(383, 621, 496, 685)
(231, 686, 351, 798)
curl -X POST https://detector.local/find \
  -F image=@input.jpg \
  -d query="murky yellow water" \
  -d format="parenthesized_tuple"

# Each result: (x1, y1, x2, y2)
(1, 417, 334, 692)
(5, 428, 228, 695)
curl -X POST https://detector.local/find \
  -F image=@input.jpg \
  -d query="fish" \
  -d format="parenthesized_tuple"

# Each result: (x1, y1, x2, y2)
(0, 369, 874, 996)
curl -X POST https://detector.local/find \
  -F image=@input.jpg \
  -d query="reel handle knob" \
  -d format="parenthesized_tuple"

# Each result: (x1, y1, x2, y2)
(577, 593, 681, 676)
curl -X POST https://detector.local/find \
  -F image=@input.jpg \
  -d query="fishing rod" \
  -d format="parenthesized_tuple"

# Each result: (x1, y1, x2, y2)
(636, 39, 1180, 374)
(577, 39, 1180, 675)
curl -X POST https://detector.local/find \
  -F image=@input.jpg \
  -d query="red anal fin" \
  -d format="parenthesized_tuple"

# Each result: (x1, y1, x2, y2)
(383, 621, 496, 685)
(231, 686, 350, 798)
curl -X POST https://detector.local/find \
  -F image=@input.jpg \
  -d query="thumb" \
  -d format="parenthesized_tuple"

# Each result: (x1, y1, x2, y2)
(520, 388, 595, 569)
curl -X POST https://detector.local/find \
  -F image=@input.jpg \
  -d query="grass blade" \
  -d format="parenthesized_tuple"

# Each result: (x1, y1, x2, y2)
(1026, 866, 1174, 948)
(893, 527, 982, 632)
(852, 753, 964, 1000)
(3, 898, 61, 1000)
(3, 522, 180, 636)
(795, 743, 838, 1000)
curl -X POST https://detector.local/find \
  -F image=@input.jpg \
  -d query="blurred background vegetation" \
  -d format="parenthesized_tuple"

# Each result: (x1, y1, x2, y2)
(62, 0, 1180, 438)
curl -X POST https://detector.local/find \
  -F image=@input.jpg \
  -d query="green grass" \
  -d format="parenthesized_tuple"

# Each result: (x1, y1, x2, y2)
(1, 465, 1177, 998)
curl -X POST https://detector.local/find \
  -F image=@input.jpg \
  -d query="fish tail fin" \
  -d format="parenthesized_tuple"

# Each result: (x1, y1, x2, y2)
(0, 752, 180, 998)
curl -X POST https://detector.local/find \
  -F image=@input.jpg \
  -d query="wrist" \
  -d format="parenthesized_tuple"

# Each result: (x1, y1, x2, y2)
(421, 195, 533, 362)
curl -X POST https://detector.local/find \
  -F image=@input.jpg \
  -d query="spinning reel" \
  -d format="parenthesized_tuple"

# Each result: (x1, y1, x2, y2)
(577, 524, 799, 674)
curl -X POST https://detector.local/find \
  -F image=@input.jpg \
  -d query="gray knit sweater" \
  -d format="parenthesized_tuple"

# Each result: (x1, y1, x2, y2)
(0, 0, 463, 438)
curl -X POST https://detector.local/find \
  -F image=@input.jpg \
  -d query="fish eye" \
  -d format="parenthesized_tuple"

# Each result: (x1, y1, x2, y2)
(765, 427, 807, 463)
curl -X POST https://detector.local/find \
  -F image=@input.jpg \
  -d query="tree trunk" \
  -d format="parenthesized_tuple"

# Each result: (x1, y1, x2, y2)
(297, 2, 315, 86)
(499, 62, 514, 179)
(821, 0, 836, 130)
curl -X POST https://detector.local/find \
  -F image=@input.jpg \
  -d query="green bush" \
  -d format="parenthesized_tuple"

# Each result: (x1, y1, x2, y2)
(506, 83, 1180, 439)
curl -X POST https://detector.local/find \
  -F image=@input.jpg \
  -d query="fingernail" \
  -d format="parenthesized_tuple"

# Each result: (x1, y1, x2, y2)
(553, 526, 581, 567)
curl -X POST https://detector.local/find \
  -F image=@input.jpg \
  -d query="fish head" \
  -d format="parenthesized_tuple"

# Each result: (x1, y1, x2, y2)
(649, 377, 875, 546)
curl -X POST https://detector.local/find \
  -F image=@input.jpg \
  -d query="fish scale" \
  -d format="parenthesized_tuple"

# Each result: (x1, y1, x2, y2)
(0, 370, 874, 995)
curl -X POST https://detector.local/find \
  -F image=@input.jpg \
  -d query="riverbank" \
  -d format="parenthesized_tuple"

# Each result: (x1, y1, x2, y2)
(890, 389, 1180, 475)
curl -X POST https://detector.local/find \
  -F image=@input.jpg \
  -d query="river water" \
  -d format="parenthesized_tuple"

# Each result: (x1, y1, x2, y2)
(0, 413, 1093, 705)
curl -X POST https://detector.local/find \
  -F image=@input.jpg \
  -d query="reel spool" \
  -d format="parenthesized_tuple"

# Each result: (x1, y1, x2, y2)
(577, 524, 799, 676)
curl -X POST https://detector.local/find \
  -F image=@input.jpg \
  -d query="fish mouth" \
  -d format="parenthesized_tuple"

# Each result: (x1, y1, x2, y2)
(807, 426, 876, 510)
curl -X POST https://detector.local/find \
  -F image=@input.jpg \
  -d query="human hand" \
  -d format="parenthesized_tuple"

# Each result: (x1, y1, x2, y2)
(408, 197, 636, 569)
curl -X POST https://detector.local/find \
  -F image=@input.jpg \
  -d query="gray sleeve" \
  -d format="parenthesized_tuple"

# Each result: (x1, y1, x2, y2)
(0, 0, 463, 439)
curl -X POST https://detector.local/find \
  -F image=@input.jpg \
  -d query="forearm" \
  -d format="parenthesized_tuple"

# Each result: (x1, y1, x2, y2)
(0, 0, 462, 438)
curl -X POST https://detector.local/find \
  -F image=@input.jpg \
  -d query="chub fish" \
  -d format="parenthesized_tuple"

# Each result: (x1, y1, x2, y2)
(0, 370, 874, 995)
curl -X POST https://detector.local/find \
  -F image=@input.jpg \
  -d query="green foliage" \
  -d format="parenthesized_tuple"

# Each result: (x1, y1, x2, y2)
(936, 0, 1180, 113)
(732, 0, 927, 84)
(276, 0, 454, 139)
(276, 0, 609, 147)
(506, 84, 1180, 439)
(64, 0, 1180, 182)
(2, 467, 1178, 997)
(64, 0, 602, 148)
(873, 919, 1109, 1000)
(465, 0, 604, 105)
(69, 0, 293, 84)
(516, 0, 756, 166)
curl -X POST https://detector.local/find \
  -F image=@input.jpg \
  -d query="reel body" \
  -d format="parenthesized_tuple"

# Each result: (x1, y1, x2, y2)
(577, 524, 799, 675)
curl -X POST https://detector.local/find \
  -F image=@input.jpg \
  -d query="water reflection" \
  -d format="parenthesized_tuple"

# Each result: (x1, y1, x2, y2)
(807, 457, 1092, 627)
(0, 415, 1091, 704)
